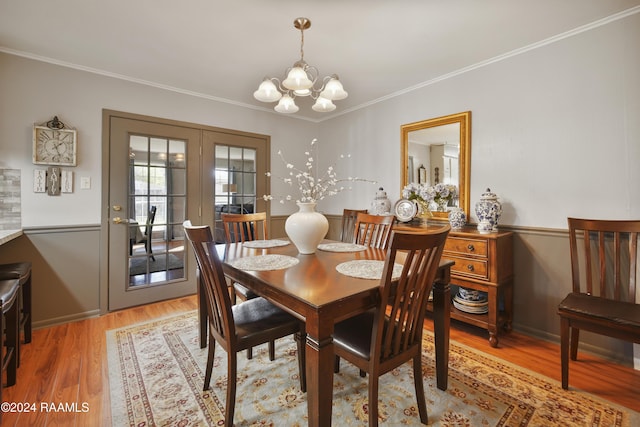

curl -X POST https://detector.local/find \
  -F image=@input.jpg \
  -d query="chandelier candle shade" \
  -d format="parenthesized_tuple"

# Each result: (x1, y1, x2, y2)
(253, 18, 348, 114)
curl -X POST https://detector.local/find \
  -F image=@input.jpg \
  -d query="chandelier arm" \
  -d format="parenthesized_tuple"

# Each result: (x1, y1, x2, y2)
(305, 65, 319, 89)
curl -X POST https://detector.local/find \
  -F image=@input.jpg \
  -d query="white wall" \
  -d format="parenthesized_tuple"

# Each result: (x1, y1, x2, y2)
(0, 53, 318, 226)
(317, 12, 640, 228)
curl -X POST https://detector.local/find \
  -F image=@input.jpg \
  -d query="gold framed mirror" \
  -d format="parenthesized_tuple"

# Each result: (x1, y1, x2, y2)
(400, 111, 471, 220)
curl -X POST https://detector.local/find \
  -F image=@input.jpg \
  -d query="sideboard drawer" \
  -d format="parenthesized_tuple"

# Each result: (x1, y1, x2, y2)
(392, 222, 514, 347)
(444, 236, 488, 258)
(447, 255, 489, 280)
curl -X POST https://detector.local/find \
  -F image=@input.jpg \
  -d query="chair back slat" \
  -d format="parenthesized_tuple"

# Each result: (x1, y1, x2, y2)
(630, 231, 638, 300)
(568, 218, 640, 302)
(353, 212, 394, 249)
(222, 212, 268, 243)
(340, 209, 367, 243)
(183, 221, 235, 347)
(144, 205, 157, 237)
(373, 228, 449, 362)
(598, 231, 607, 297)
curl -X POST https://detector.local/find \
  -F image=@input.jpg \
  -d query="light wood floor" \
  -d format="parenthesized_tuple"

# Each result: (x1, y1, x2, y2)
(2, 295, 638, 426)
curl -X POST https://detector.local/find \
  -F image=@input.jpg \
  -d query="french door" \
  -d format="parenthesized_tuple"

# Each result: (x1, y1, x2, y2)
(104, 111, 270, 311)
(106, 113, 201, 310)
(201, 130, 270, 240)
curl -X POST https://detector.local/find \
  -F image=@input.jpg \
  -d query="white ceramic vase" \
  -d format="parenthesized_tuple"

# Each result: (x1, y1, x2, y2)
(285, 202, 329, 254)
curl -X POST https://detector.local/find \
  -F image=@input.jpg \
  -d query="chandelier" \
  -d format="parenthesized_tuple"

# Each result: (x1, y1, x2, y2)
(253, 17, 348, 114)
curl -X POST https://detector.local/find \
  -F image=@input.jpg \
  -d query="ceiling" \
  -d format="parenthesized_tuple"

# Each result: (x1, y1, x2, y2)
(1, 1, 639, 121)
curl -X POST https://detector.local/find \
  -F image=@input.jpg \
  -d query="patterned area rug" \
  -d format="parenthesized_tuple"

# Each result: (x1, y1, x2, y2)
(107, 311, 639, 426)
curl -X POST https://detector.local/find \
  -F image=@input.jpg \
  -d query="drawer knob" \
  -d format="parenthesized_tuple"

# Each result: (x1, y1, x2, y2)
(467, 264, 475, 272)
(467, 244, 475, 252)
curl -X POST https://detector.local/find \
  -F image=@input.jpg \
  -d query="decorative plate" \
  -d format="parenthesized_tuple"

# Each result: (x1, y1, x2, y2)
(394, 199, 417, 222)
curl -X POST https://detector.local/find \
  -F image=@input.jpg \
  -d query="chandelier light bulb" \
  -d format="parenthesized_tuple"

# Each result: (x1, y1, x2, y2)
(312, 96, 336, 112)
(253, 79, 282, 102)
(253, 17, 347, 114)
(274, 94, 299, 113)
(320, 76, 348, 101)
(283, 66, 313, 91)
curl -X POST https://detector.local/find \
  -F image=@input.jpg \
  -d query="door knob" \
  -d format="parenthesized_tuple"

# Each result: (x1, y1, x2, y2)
(113, 205, 122, 211)
(113, 217, 129, 224)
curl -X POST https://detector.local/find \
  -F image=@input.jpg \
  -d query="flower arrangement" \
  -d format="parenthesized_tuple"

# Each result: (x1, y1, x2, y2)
(263, 138, 376, 204)
(402, 182, 457, 211)
(429, 183, 457, 207)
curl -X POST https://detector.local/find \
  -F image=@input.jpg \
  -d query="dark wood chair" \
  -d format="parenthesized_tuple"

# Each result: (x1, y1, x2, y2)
(221, 212, 276, 359)
(340, 209, 367, 243)
(353, 212, 394, 249)
(222, 212, 267, 244)
(183, 221, 306, 426)
(0, 278, 20, 422)
(221, 213, 267, 302)
(333, 228, 450, 426)
(130, 205, 157, 261)
(335, 212, 396, 377)
(557, 217, 640, 390)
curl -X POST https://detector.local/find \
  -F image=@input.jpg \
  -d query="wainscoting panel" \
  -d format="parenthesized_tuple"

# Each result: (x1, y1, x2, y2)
(0, 225, 101, 328)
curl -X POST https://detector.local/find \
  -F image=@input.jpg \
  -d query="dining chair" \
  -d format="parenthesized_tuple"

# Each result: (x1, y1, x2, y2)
(183, 221, 306, 426)
(221, 212, 277, 359)
(222, 212, 268, 303)
(339, 212, 395, 376)
(557, 218, 640, 390)
(353, 212, 394, 249)
(130, 205, 157, 260)
(222, 212, 268, 244)
(340, 209, 367, 243)
(333, 227, 450, 426)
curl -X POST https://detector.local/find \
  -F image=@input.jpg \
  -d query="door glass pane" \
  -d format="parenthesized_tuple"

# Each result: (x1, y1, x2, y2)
(213, 144, 257, 242)
(128, 135, 186, 286)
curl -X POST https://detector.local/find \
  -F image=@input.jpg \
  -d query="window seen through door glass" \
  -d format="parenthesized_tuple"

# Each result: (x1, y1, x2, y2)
(213, 144, 257, 242)
(128, 135, 187, 286)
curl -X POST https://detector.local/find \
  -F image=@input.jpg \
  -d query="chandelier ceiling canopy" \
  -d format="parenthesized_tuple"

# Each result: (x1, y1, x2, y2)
(253, 17, 348, 114)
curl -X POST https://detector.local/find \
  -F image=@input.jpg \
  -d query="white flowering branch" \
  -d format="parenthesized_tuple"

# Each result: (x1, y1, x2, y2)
(263, 138, 377, 204)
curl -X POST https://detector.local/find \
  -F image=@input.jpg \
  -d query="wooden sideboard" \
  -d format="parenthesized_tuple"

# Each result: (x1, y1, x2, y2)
(395, 223, 514, 347)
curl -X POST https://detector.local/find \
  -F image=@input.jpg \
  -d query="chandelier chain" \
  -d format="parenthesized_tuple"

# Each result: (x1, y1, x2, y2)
(299, 27, 305, 62)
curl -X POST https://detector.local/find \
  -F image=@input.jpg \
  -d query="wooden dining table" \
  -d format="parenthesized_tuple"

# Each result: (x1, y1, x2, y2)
(198, 238, 453, 427)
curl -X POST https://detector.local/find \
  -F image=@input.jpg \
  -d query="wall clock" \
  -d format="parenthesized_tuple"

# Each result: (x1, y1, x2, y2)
(33, 124, 77, 166)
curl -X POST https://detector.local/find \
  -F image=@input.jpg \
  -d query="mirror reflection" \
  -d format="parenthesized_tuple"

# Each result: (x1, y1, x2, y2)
(408, 123, 460, 192)
(401, 111, 471, 221)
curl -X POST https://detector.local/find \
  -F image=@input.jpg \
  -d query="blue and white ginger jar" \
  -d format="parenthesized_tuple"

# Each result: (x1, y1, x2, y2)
(475, 188, 502, 234)
(448, 207, 466, 230)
